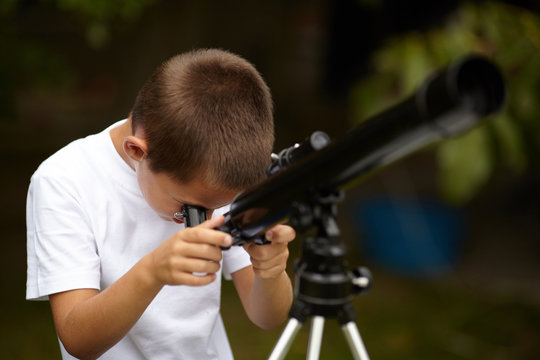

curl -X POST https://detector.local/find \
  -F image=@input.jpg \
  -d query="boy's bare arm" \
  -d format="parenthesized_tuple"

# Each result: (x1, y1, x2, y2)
(49, 262, 162, 360)
(232, 225, 295, 329)
(49, 217, 233, 359)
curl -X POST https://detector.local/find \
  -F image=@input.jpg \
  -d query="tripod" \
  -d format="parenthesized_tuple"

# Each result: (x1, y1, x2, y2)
(268, 192, 372, 360)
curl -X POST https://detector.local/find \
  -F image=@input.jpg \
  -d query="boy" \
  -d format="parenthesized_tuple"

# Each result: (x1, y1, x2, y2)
(26, 48, 295, 359)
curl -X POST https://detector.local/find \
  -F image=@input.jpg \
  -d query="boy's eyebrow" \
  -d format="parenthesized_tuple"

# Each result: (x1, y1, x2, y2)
(170, 194, 201, 208)
(169, 194, 227, 211)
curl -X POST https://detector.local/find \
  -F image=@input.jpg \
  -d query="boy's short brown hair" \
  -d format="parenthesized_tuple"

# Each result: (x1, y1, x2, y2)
(131, 48, 274, 190)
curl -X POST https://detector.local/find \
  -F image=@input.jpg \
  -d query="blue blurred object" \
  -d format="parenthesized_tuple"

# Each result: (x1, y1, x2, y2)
(354, 197, 464, 276)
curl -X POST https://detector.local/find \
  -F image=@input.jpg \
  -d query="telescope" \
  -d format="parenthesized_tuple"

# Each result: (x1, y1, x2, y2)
(215, 54, 505, 246)
(183, 53, 505, 360)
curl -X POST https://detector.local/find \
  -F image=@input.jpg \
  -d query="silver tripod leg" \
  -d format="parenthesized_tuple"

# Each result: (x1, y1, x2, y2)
(307, 316, 325, 360)
(267, 318, 303, 360)
(341, 321, 370, 360)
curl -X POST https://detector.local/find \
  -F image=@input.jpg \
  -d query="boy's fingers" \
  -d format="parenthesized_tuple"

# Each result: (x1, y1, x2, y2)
(199, 215, 226, 229)
(175, 273, 217, 287)
(174, 257, 221, 274)
(182, 228, 232, 248)
(181, 216, 232, 248)
(266, 225, 296, 243)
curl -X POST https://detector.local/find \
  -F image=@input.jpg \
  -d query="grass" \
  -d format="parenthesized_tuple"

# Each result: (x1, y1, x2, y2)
(222, 268, 540, 359)
(3, 228, 539, 359)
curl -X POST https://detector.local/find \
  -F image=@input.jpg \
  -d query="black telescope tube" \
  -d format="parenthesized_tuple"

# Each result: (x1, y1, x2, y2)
(218, 54, 506, 244)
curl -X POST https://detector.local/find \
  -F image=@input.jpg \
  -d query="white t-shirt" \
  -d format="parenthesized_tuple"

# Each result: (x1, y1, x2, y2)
(26, 120, 252, 359)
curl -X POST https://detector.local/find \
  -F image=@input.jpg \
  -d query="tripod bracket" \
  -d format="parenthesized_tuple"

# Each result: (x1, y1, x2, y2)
(287, 189, 372, 326)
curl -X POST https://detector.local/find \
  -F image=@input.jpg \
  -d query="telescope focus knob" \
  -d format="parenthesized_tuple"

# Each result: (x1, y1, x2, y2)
(351, 267, 372, 295)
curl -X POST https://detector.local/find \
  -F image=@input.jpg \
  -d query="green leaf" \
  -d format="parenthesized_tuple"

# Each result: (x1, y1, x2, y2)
(491, 114, 527, 173)
(436, 127, 494, 205)
(400, 34, 432, 93)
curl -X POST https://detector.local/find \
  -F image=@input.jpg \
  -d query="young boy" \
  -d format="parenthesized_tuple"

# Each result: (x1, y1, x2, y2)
(26, 48, 295, 359)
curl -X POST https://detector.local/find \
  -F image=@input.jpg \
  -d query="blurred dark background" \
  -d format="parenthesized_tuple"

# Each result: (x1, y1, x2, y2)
(2, 0, 540, 359)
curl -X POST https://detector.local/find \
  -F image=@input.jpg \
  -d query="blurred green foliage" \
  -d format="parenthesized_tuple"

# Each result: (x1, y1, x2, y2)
(0, 0, 159, 122)
(349, 1, 540, 204)
(49, 0, 157, 47)
(45, 0, 157, 47)
(2, 0, 157, 48)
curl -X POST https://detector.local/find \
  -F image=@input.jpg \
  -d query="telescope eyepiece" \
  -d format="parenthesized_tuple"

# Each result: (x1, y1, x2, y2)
(175, 205, 208, 227)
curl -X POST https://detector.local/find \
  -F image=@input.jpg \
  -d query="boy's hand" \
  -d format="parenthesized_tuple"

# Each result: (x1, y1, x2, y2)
(147, 216, 232, 287)
(243, 225, 295, 279)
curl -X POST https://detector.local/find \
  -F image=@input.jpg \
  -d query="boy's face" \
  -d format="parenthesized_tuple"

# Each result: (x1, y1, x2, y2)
(135, 159, 238, 223)
(120, 124, 238, 223)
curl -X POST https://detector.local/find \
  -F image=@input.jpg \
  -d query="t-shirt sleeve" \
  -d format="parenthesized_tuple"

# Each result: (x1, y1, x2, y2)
(221, 245, 251, 280)
(26, 172, 101, 300)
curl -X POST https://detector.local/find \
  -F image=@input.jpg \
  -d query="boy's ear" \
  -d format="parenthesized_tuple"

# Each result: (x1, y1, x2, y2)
(123, 136, 148, 162)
